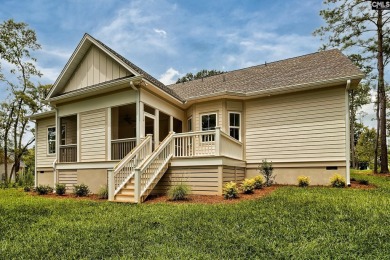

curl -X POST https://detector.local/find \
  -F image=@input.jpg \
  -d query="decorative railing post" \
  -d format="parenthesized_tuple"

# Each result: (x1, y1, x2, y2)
(215, 127, 221, 156)
(134, 168, 141, 203)
(108, 169, 114, 201)
(147, 134, 153, 154)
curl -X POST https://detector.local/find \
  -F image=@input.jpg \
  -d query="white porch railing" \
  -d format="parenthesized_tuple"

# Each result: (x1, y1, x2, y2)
(108, 135, 152, 200)
(111, 138, 137, 160)
(59, 144, 77, 162)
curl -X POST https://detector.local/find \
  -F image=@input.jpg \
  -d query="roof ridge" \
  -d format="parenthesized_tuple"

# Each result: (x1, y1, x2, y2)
(168, 49, 341, 88)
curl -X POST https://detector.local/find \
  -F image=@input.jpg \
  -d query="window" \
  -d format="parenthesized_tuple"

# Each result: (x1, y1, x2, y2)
(201, 113, 217, 141)
(229, 112, 241, 141)
(187, 117, 192, 132)
(47, 127, 56, 154)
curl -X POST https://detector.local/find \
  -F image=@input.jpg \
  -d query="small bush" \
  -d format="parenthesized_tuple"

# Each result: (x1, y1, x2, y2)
(358, 179, 369, 185)
(73, 184, 90, 197)
(330, 174, 346, 188)
(168, 183, 190, 201)
(351, 177, 356, 182)
(36, 185, 53, 195)
(223, 181, 239, 199)
(259, 159, 275, 186)
(55, 183, 66, 195)
(23, 186, 32, 192)
(298, 176, 310, 187)
(253, 175, 264, 189)
(98, 185, 108, 199)
(241, 178, 256, 194)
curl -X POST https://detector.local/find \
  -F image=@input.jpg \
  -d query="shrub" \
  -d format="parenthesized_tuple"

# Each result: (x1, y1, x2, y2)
(259, 159, 275, 186)
(253, 175, 264, 189)
(358, 179, 369, 185)
(223, 181, 239, 199)
(23, 186, 32, 192)
(241, 178, 256, 194)
(73, 184, 90, 197)
(330, 174, 346, 188)
(55, 183, 66, 195)
(36, 185, 53, 195)
(168, 183, 190, 201)
(298, 176, 310, 187)
(98, 185, 108, 199)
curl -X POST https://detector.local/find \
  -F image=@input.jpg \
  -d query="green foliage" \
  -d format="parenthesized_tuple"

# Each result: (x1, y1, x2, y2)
(297, 176, 310, 187)
(55, 183, 66, 196)
(259, 159, 275, 186)
(241, 179, 256, 194)
(176, 69, 224, 83)
(253, 175, 264, 189)
(98, 185, 108, 199)
(167, 183, 190, 201)
(330, 174, 346, 188)
(355, 127, 377, 169)
(23, 186, 31, 192)
(223, 181, 239, 199)
(73, 184, 90, 197)
(358, 179, 369, 185)
(36, 185, 53, 195)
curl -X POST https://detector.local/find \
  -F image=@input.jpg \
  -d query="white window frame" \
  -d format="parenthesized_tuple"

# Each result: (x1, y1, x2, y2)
(187, 116, 193, 132)
(228, 112, 241, 141)
(47, 126, 56, 155)
(200, 113, 217, 142)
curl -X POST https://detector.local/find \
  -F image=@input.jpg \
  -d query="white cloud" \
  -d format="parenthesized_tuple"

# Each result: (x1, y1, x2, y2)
(154, 28, 167, 38)
(158, 68, 180, 85)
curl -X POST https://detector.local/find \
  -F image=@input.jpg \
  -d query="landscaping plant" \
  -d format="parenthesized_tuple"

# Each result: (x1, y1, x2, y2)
(297, 176, 310, 187)
(73, 184, 90, 197)
(168, 183, 190, 201)
(36, 185, 53, 195)
(241, 178, 256, 194)
(330, 174, 346, 188)
(98, 185, 109, 199)
(55, 183, 66, 195)
(259, 159, 275, 186)
(223, 181, 239, 199)
(253, 175, 264, 189)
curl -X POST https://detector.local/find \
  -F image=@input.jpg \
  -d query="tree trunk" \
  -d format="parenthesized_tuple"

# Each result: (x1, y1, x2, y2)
(377, 10, 389, 173)
(374, 91, 380, 173)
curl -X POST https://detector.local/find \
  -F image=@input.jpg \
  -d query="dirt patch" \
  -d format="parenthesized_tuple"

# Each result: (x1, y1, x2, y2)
(349, 180, 376, 189)
(144, 186, 279, 204)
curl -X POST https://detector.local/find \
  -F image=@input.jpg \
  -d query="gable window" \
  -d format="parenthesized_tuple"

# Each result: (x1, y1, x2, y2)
(47, 127, 56, 154)
(201, 113, 217, 141)
(229, 112, 241, 141)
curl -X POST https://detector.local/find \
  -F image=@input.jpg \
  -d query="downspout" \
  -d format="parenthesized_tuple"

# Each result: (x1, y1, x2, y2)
(130, 81, 140, 145)
(345, 80, 351, 186)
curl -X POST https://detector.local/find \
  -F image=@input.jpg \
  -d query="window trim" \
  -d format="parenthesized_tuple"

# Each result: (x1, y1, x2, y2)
(200, 113, 218, 132)
(187, 116, 193, 132)
(47, 126, 56, 155)
(228, 111, 241, 141)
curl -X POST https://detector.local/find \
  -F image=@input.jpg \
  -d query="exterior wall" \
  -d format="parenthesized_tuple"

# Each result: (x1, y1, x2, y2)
(245, 86, 346, 164)
(246, 162, 346, 186)
(223, 166, 245, 185)
(80, 108, 107, 162)
(36, 116, 56, 167)
(57, 169, 107, 194)
(62, 46, 131, 94)
(36, 168, 54, 187)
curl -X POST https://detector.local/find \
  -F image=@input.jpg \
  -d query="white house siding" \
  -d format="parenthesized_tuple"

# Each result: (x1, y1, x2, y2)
(245, 86, 346, 164)
(62, 46, 131, 94)
(36, 116, 56, 168)
(80, 109, 107, 162)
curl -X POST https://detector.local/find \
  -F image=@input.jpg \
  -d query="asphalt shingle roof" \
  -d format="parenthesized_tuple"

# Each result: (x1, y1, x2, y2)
(167, 49, 363, 100)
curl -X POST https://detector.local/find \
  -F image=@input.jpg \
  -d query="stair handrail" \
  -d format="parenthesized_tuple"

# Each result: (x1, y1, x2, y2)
(135, 132, 175, 201)
(110, 134, 153, 198)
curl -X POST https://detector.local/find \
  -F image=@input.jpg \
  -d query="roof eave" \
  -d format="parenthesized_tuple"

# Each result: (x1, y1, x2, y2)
(28, 110, 56, 120)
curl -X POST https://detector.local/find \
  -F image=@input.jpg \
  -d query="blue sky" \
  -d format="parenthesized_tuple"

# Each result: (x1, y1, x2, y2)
(0, 0, 376, 126)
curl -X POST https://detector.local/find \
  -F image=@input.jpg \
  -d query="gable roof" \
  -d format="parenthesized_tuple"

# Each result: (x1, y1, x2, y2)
(46, 34, 184, 102)
(168, 49, 364, 100)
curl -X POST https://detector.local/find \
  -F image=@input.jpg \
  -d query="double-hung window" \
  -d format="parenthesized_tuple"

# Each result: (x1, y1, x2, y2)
(47, 127, 56, 154)
(201, 113, 217, 141)
(229, 112, 241, 141)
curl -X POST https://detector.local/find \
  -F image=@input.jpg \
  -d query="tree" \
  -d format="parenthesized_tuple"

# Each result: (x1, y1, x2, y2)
(355, 127, 377, 169)
(314, 1, 390, 173)
(176, 69, 224, 83)
(0, 19, 49, 184)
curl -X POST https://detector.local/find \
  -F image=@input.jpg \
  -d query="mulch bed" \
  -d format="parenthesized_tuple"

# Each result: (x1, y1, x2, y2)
(349, 180, 376, 189)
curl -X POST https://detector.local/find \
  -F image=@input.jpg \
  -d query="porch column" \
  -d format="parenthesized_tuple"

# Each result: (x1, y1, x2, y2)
(136, 90, 141, 144)
(169, 116, 173, 132)
(77, 113, 80, 162)
(139, 102, 145, 139)
(107, 107, 112, 160)
(155, 109, 159, 144)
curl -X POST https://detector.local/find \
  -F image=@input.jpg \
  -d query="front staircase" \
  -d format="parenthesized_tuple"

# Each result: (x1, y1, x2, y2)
(108, 132, 174, 203)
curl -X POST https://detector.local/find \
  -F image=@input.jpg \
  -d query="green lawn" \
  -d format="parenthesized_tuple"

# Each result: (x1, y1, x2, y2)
(1, 171, 390, 259)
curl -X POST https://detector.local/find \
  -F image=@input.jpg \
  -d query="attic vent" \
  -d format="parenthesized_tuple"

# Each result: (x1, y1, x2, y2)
(326, 166, 338, 170)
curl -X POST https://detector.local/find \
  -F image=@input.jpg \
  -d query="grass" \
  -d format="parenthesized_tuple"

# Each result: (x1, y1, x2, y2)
(1, 171, 390, 259)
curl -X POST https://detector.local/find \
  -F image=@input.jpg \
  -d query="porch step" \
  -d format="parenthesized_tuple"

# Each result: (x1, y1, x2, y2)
(118, 188, 134, 196)
(114, 194, 135, 203)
